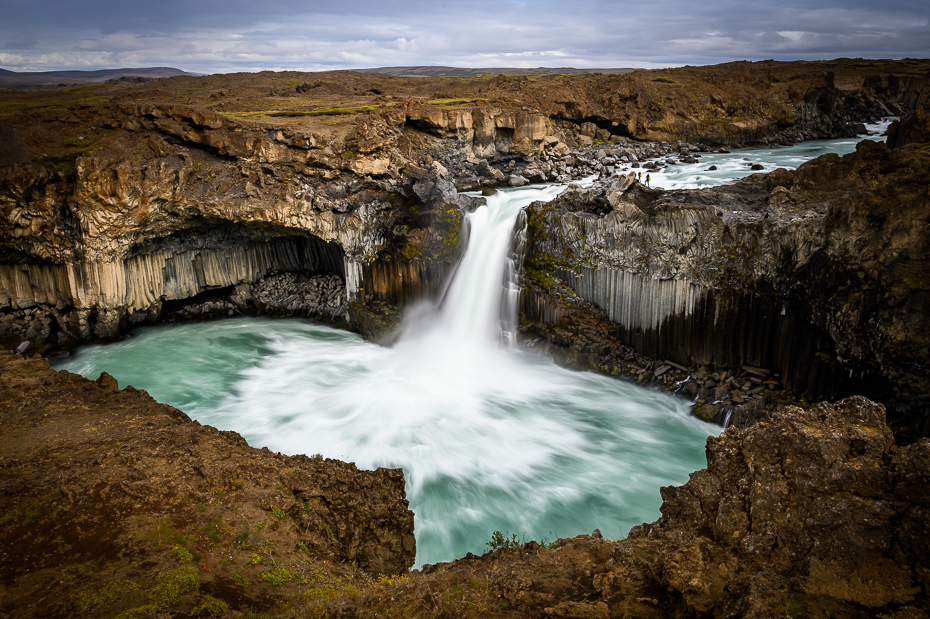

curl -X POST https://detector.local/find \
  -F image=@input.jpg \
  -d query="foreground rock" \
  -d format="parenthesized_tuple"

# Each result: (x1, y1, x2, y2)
(0, 351, 415, 618)
(2, 350, 927, 618)
(339, 397, 929, 619)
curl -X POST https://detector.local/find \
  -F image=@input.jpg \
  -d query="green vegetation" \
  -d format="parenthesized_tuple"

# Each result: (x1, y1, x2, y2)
(222, 104, 384, 118)
(77, 580, 140, 613)
(654, 76, 675, 83)
(486, 530, 522, 552)
(0, 95, 109, 113)
(781, 597, 811, 618)
(272, 508, 287, 520)
(110, 567, 199, 619)
(304, 587, 340, 599)
(33, 130, 114, 174)
(376, 573, 408, 586)
(231, 572, 251, 585)
(259, 567, 296, 586)
(190, 594, 228, 617)
(427, 98, 489, 106)
(171, 544, 194, 563)
(65, 84, 103, 94)
(23, 512, 41, 525)
(147, 567, 200, 609)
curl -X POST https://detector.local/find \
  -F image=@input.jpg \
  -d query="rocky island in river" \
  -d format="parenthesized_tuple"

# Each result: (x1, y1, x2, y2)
(1, 58, 929, 617)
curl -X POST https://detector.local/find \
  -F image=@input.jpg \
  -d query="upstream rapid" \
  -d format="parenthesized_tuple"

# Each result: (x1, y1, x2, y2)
(642, 118, 894, 189)
(52, 126, 892, 567)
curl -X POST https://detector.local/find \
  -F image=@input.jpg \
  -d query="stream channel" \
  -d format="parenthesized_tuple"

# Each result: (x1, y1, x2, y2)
(52, 121, 892, 567)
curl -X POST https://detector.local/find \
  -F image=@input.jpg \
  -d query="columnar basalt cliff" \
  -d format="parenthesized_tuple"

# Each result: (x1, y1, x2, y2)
(0, 102, 482, 345)
(521, 98, 930, 431)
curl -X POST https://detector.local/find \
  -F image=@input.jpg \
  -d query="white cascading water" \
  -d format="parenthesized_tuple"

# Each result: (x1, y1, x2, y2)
(413, 183, 564, 345)
(53, 182, 716, 567)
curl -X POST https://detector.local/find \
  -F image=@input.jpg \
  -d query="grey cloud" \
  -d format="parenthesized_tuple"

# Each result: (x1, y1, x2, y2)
(1, 0, 927, 72)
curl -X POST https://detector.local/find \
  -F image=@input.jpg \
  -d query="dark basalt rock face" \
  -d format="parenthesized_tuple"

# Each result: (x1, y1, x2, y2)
(887, 89, 930, 148)
(521, 118, 930, 432)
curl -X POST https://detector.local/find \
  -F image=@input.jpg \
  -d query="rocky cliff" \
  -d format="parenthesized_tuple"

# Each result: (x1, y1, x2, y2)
(0, 101, 481, 346)
(521, 118, 930, 431)
(0, 61, 925, 336)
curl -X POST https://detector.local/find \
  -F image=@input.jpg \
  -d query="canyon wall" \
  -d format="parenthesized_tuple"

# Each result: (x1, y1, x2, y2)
(521, 113, 930, 430)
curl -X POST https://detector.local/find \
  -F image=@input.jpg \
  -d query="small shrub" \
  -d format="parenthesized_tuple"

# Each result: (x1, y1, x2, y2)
(23, 512, 41, 526)
(377, 573, 408, 586)
(115, 606, 155, 619)
(303, 587, 339, 600)
(486, 530, 522, 552)
(259, 567, 295, 586)
(783, 597, 811, 618)
(77, 580, 141, 613)
(249, 553, 263, 565)
(190, 593, 228, 617)
(148, 567, 200, 609)
(231, 572, 251, 586)
(172, 545, 194, 564)
(272, 509, 287, 520)
(233, 529, 250, 548)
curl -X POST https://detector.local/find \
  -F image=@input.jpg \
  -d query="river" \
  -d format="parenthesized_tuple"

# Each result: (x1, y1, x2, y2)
(642, 118, 893, 189)
(51, 124, 892, 567)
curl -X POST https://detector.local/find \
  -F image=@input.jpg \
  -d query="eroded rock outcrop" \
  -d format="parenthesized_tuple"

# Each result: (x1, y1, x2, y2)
(0, 105, 477, 347)
(522, 128, 930, 431)
(638, 396, 927, 615)
(0, 351, 415, 617)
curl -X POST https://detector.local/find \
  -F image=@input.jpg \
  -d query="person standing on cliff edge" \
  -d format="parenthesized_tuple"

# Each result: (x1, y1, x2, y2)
(646, 174, 651, 187)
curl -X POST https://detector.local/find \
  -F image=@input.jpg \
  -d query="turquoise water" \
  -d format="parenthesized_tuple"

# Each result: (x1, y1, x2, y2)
(642, 118, 894, 189)
(53, 183, 716, 568)
(54, 316, 711, 567)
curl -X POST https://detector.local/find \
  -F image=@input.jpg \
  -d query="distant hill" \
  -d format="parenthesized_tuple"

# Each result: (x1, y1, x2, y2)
(356, 66, 637, 77)
(0, 67, 198, 87)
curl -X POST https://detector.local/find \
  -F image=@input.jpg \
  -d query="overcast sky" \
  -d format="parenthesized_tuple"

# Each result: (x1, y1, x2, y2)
(2, 0, 928, 73)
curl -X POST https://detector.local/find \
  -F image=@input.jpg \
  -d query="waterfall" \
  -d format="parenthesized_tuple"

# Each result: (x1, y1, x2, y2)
(424, 184, 566, 347)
